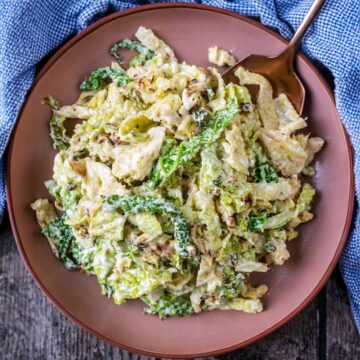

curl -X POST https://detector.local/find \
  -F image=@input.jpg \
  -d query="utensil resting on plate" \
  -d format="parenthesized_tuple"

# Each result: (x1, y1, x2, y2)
(222, 0, 325, 114)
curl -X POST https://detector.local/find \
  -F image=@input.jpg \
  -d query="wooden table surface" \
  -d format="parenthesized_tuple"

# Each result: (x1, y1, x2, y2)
(0, 213, 359, 360)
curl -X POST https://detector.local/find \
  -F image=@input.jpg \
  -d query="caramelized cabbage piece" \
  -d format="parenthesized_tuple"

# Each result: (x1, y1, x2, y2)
(208, 46, 236, 67)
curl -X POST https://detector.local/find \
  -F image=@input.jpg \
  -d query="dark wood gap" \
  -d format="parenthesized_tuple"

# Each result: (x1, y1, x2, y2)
(318, 285, 327, 360)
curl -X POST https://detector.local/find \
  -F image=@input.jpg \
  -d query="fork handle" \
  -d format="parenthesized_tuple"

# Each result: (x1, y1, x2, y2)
(289, 0, 325, 50)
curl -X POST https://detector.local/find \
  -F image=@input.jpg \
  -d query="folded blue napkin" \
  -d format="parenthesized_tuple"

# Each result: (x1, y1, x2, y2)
(0, 0, 359, 329)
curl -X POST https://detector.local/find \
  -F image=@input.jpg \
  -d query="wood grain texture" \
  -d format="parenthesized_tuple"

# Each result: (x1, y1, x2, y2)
(326, 269, 360, 360)
(0, 217, 358, 360)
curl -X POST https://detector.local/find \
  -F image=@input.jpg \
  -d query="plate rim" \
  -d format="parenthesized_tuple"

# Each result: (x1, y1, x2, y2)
(6, 3, 355, 358)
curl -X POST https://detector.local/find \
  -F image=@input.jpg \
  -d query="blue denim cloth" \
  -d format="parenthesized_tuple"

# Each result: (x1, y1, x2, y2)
(0, 0, 359, 329)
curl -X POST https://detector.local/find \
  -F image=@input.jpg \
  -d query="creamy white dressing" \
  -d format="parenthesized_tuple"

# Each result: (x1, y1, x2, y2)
(32, 26, 323, 318)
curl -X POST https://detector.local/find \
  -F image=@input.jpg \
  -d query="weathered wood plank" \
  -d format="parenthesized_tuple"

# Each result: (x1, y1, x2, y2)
(326, 269, 360, 360)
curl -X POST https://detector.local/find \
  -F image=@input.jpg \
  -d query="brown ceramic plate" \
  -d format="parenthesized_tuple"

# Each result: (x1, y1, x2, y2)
(6, 3, 354, 358)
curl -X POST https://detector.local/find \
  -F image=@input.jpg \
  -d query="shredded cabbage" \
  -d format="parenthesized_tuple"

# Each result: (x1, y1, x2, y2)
(33, 27, 324, 318)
